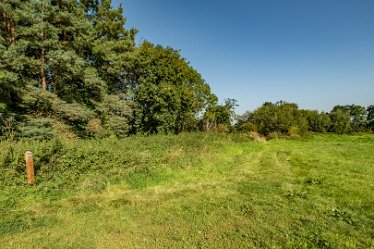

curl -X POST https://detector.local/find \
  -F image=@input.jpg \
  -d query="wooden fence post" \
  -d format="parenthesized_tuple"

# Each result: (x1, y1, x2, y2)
(25, 151, 35, 185)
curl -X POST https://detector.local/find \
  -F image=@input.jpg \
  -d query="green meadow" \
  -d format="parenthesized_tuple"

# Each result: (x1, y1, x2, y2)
(0, 133, 373, 248)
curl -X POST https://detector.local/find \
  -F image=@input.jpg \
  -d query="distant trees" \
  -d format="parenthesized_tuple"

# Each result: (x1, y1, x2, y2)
(238, 101, 373, 136)
(368, 105, 374, 130)
(331, 105, 367, 132)
(302, 110, 331, 133)
(202, 98, 237, 132)
(239, 101, 307, 135)
(329, 108, 351, 134)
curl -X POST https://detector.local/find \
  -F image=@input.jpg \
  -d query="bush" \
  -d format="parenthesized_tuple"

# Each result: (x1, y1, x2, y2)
(21, 86, 96, 132)
(216, 124, 230, 133)
(329, 109, 351, 134)
(239, 122, 257, 132)
(53, 101, 95, 127)
(108, 116, 130, 138)
(0, 113, 16, 140)
(86, 118, 107, 138)
(288, 126, 301, 136)
(0, 103, 6, 112)
(267, 132, 283, 140)
(248, 131, 266, 142)
(17, 118, 54, 140)
(99, 94, 133, 137)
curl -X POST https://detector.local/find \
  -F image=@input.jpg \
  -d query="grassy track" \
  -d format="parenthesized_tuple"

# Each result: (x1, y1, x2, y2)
(0, 134, 373, 248)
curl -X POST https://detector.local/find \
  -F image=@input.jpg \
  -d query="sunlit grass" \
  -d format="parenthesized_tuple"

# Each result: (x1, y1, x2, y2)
(1, 133, 373, 248)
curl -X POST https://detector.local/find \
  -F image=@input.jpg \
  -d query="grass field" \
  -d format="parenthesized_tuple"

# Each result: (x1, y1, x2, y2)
(0, 133, 373, 248)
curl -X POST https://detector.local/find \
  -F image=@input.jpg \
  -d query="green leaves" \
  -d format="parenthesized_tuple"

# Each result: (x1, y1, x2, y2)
(130, 42, 215, 134)
(331, 105, 367, 132)
(329, 109, 351, 134)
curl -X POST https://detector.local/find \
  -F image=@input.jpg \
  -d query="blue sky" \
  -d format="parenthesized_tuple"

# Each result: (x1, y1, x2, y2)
(114, 0, 374, 114)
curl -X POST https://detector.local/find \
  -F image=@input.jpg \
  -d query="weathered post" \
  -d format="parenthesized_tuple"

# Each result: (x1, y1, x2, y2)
(25, 151, 35, 185)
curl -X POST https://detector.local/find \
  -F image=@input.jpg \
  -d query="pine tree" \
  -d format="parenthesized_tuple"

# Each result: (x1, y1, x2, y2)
(14, 0, 105, 104)
(0, 0, 24, 108)
(0, 0, 19, 46)
(92, 0, 136, 93)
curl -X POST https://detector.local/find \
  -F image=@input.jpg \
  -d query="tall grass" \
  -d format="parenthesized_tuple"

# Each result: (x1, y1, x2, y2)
(0, 133, 373, 248)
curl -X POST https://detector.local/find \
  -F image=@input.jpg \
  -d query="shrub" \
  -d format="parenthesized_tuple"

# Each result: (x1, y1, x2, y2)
(20, 86, 56, 114)
(267, 132, 283, 140)
(216, 124, 230, 133)
(0, 102, 6, 112)
(288, 126, 301, 136)
(329, 109, 351, 134)
(0, 113, 16, 140)
(248, 131, 266, 142)
(17, 118, 54, 140)
(53, 101, 95, 127)
(21, 86, 96, 132)
(108, 116, 130, 138)
(239, 122, 257, 133)
(86, 118, 107, 138)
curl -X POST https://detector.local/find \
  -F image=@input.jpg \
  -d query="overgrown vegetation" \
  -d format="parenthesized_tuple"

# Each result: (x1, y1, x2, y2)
(0, 134, 373, 248)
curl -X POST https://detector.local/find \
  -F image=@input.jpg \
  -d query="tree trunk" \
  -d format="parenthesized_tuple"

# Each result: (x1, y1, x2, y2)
(40, 1, 47, 91)
(41, 46, 47, 90)
(9, 17, 15, 44)
(1, 12, 16, 45)
(1, 13, 7, 36)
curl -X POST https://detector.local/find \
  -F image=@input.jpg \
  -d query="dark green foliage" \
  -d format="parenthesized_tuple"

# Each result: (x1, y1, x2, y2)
(16, 118, 53, 140)
(0, 1, 24, 108)
(328, 109, 351, 134)
(239, 102, 372, 136)
(202, 98, 237, 131)
(242, 101, 308, 135)
(130, 41, 215, 134)
(20, 86, 96, 136)
(91, 0, 136, 93)
(102, 94, 133, 137)
(303, 110, 331, 133)
(367, 105, 374, 130)
(0, 0, 217, 138)
(21, 86, 95, 125)
(332, 105, 367, 132)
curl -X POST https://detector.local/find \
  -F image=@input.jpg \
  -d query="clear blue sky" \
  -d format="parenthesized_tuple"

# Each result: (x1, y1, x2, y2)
(114, 0, 374, 114)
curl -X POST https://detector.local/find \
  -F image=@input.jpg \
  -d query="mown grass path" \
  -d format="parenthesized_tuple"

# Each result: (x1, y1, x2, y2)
(1, 134, 373, 248)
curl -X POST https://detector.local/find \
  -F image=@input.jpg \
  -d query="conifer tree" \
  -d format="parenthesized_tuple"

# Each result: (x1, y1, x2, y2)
(0, 0, 24, 107)
(0, 0, 18, 46)
(14, 0, 105, 104)
(92, 0, 136, 93)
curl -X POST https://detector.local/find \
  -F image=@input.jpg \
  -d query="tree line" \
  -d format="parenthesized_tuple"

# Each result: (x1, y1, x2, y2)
(0, 0, 219, 139)
(0, 1, 373, 140)
(236, 102, 374, 136)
